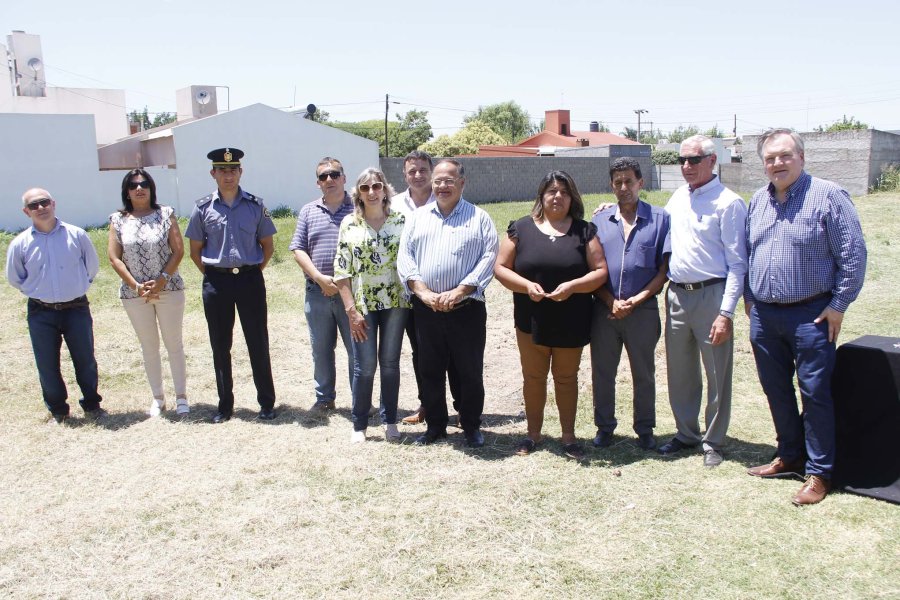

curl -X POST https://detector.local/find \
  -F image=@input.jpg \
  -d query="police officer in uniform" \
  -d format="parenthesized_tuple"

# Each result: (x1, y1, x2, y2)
(185, 148, 278, 423)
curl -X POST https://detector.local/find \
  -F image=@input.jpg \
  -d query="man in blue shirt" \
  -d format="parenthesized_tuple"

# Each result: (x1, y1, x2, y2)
(186, 148, 278, 423)
(6, 188, 105, 424)
(745, 129, 867, 506)
(591, 158, 670, 451)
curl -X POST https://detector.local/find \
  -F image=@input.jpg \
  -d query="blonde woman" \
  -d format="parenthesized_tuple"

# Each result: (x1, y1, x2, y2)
(334, 168, 409, 443)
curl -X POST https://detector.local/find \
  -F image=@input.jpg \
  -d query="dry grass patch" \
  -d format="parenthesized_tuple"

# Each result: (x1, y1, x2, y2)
(0, 193, 897, 598)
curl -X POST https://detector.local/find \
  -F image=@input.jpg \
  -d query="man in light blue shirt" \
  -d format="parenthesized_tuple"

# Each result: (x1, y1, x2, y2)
(397, 159, 499, 447)
(6, 188, 105, 423)
(660, 135, 747, 467)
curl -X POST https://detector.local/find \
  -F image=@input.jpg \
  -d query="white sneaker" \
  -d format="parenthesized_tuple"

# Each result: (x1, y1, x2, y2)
(350, 430, 366, 443)
(148, 398, 165, 417)
(385, 423, 401, 442)
(175, 398, 190, 415)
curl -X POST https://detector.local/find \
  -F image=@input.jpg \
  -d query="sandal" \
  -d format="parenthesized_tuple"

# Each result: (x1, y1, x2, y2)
(515, 438, 537, 456)
(563, 443, 586, 461)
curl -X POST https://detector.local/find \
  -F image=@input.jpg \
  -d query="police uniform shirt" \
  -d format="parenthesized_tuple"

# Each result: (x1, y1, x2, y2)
(185, 187, 277, 268)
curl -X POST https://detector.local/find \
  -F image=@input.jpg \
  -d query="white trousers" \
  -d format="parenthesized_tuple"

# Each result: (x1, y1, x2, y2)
(122, 290, 187, 399)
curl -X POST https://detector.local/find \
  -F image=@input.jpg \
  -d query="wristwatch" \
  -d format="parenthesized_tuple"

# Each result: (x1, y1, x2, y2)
(160, 271, 172, 282)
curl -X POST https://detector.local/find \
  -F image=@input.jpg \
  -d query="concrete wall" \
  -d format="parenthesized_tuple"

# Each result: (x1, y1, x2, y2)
(869, 130, 900, 188)
(381, 156, 654, 202)
(170, 103, 379, 216)
(653, 165, 685, 192)
(0, 113, 105, 231)
(0, 87, 128, 145)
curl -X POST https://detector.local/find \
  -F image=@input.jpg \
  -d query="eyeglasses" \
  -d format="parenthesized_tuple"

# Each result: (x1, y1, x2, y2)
(358, 182, 384, 193)
(432, 178, 458, 187)
(127, 180, 151, 190)
(317, 170, 343, 182)
(26, 198, 52, 210)
(677, 155, 710, 166)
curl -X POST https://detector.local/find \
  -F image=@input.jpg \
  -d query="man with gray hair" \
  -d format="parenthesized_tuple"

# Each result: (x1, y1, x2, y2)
(658, 135, 747, 467)
(745, 128, 866, 505)
(6, 188, 105, 424)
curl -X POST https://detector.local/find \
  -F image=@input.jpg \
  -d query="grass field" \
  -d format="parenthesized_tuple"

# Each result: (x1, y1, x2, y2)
(0, 191, 898, 599)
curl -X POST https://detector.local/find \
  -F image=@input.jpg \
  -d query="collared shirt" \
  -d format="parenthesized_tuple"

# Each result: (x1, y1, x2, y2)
(391, 188, 436, 218)
(6, 218, 99, 303)
(593, 200, 670, 300)
(184, 187, 277, 268)
(288, 193, 354, 280)
(333, 211, 410, 314)
(666, 175, 748, 314)
(397, 198, 499, 301)
(745, 172, 867, 312)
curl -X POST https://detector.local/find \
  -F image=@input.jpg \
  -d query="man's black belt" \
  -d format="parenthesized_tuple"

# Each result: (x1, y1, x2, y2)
(412, 296, 475, 311)
(206, 264, 259, 275)
(769, 292, 832, 308)
(671, 277, 726, 291)
(28, 295, 89, 310)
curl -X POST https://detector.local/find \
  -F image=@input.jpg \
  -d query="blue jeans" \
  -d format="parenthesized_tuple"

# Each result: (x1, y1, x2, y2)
(27, 300, 102, 416)
(350, 308, 408, 431)
(749, 296, 836, 477)
(304, 281, 353, 403)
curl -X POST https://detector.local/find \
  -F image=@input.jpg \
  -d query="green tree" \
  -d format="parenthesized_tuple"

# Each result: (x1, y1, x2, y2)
(150, 112, 176, 128)
(815, 115, 868, 132)
(593, 121, 611, 133)
(128, 107, 151, 131)
(651, 149, 679, 165)
(462, 100, 534, 144)
(327, 110, 432, 157)
(419, 121, 506, 156)
(703, 125, 725, 138)
(665, 125, 700, 144)
(621, 127, 637, 141)
(307, 108, 331, 123)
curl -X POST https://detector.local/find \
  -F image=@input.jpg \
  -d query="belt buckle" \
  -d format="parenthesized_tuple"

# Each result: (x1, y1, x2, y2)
(231, 267, 239, 275)
(684, 282, 697, 291)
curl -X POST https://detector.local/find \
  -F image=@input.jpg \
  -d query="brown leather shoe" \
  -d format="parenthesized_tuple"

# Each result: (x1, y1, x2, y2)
(747, 456, 805, 478)
(791, 475, 831, 506)
(402, 407, 426, 425)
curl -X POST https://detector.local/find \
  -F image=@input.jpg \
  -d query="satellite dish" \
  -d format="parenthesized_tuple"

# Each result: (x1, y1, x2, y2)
(195, 90, 211, 105)
(27, 57, 43, 72)
(306, 103, 316, 115)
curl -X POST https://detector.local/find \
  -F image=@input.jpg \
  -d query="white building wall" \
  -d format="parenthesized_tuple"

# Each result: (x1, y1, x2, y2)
(170, 103, 379, 215)
(0, 113, 107, 231)
(0, 87, 128, 144)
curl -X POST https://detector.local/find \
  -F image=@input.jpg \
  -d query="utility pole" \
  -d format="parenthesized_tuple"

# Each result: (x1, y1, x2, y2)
(384, 93, 389, 157)
(634, 109, 648, 142)
(733, 114, 737, 137)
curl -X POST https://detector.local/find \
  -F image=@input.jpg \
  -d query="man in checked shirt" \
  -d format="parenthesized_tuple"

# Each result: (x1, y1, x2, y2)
(744, 128, 867, 506)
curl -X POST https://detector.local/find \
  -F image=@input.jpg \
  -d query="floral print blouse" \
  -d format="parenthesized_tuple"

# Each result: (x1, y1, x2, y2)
(333, 210, 409, 314)
(109, 205, 185, 299)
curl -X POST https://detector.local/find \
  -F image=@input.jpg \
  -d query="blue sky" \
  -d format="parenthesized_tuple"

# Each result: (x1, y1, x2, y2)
(3, 0, 899, 137)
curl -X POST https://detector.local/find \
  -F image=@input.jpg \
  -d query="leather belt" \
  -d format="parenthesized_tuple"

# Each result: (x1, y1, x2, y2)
(769, 292, 832, 308)
(28, 295, 89, 310)
(672, 277, 726, 291)
(206, 264, 259, 275)
(412, 296, 475, 311)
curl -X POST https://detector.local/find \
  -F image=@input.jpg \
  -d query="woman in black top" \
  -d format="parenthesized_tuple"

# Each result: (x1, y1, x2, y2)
(494, 171, 608, 459)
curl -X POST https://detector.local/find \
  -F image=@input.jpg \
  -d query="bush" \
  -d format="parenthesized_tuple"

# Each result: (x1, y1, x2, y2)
(652, 149, 679, 165)
(872, 164, 900, 192)
(270, 205, 297, 219)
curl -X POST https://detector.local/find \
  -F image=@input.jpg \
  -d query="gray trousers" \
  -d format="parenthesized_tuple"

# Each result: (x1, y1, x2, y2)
(664, 282, 733, 452)
(590, 298, 660, 435)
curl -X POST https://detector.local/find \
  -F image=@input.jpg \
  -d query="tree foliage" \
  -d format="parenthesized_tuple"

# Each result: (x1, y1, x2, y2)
(128, 106, 176, 131)
(462, 100, 535, 144)
(621, 127, 637, 141)
(419, 121, 506, 157)
(326, 110, 432, 157)
(815, 115, 868, 132)
(307, 108, 331, 123)
(651, 149, 680, 165)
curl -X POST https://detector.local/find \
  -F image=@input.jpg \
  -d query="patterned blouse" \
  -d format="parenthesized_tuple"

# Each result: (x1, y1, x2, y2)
(333, 210, 409, 314)
(110, 205, 185, 299)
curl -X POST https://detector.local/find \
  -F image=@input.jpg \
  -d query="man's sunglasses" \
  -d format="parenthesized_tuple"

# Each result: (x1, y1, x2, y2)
(359, 182, 384, 193)
(317, 170, 343, 182)
(127, 180, 151, 190)
(26, 198, 52, 210)
(677, 155, 710, 166)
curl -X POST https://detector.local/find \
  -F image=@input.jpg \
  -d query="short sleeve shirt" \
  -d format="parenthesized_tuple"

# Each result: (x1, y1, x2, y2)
(110, 206, 185, 299)
(184, 188, 276, 268)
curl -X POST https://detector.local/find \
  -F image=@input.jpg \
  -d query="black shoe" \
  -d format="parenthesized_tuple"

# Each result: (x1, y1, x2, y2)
(657, 437, 697, 455)
(464, 429, 485, 448)
(84, 407, 108, 421)
(212, 412, 231, 424)
(414, 430, 447, 446)
(258, 408, 276, 420)
(592, 430, 614, 448)
(563, 443, 586, 460)
(703, 448, 724, 467)
(637, 433, 657, 450)
(49, 413, 70, 425)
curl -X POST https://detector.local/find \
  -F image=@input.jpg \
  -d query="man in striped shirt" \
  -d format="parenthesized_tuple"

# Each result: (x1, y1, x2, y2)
(397, 159, 499, 448)
(745, 129, 867, 506)
(290, 157, 355, 411)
